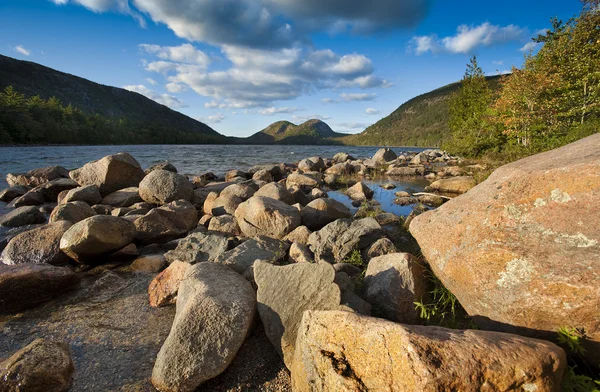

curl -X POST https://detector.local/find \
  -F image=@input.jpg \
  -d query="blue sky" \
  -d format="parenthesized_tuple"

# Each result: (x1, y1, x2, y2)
(0, 0, 583, 137)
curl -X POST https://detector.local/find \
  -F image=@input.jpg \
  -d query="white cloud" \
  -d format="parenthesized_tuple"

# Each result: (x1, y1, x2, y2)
(336, 122, 370, 131)
(146, 77, 158, 85)
(165, 82, 187, 93)
(519, 41, 541, 52)
(410, 22, 526, 55)
(365, 108, 380, 115)
(14, 45, 31, 56)
(292, 114, 331, 122)
(321, 98, 339, 104)
(51, 0, 145, 26)
(336, 74, 393, 89)
(258, 107, 302, 116)
(340, 93, 377, 102)
(123, 84, 187, 109)
(199, 113, 225, 124)
(139, 43, 210, 67)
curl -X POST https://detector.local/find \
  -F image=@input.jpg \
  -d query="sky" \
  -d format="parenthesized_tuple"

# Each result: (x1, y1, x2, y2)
(0, 0, 583, 137)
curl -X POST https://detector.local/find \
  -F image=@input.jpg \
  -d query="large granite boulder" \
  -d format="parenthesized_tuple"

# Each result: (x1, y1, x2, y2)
(148, 261, 192, 307)
(59, 215, 136, 263)
(300, 198, 351, 231)
(152, 263, 256, 391)
(29, 178, 79, 202)
(7, 166, 69, 187)
(372, 148, 397, 163)
(1, 221, 72, 265)
(134, 200, 198, 244)
(254, 261, 343, 369)
(164, 232, 236, 264)
(145, 161, 177, 174)
(286, 173, 322, 189)
(214, 236, 289, 277)
(207, 214, 241, 236)
(235, 196, 301, 239)
(427, 175, 476, 194)
(254, 183, 294, 204)
(100, 187, 143, 207)
(364, 252, 428, 323)
(0, 206, 45, 227)
(0, 264, 79, 313)
(410, 134, 600, 364)
(49, 201, 96, 224)
(292, 311, 566, 392)
(61, 184, 102, 205)
(0, 185, 29, 203)
(308, 218, 384, 264)
(0, 338, 74, 392)
(220, 183, 255, 201)
(332, 152, 355, 163)
(139, 169, 194, 205)
(345, 181, 374, 201)
(210, 194, 242, 216)
(69, 152, 145, 196)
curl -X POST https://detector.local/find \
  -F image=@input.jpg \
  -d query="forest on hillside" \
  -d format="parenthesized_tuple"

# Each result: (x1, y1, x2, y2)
(444, 1, 599, 159)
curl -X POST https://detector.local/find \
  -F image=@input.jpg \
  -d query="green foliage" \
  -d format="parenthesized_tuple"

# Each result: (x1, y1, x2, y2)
(557, 326, 588, 355)
(0, 86, 225, 145)
(342, 249, 364, 267)
(562, 366, 600, 392)
(414, 269, 458, 325)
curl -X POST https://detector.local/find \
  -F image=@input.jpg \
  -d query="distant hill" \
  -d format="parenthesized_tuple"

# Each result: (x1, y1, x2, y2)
(341, 75, 504, 147)
(0, 54, 226, 144)
(241, 119, 345, 145)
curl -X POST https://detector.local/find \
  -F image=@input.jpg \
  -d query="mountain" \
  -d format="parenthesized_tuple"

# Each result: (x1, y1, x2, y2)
(341, 75, 504, 147)
(242, 119, 345, 145)
(0, 54, 226, 144)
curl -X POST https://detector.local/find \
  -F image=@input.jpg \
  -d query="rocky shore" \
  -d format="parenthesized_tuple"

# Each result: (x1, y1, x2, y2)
(0, 135, 599, 391)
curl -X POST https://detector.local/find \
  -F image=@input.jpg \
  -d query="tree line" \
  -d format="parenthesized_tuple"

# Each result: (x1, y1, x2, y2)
(444, 1, 599, 159)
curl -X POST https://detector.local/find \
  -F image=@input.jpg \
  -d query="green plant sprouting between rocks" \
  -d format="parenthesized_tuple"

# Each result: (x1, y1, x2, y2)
(342, 249, 364, 267)
(557, 326, 588, 356)
(561, 365, 600, 392)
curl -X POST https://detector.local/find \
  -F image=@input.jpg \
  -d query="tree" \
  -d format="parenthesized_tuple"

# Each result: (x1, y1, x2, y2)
(444, 56, 494, 156)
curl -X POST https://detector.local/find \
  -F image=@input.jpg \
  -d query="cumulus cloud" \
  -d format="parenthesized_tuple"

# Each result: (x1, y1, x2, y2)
(336, 75, 393, 89)
(519, 41, 541, 52)
(336, 122, 370, 132)
(14, 45, 31, 56)
(139, 43, 210, 67)
(340, 93, 377, 102)
(123, 84, 187, 108)
(51, 0, 145, 26)
(410, 22, 526, 55)
(199, 113, 225, 124)
(321, 98, 339, 104)
(258, 107, 302, 116)
(146, 77, 158, 85)
(292, 114, 331, 122)
(165, 82, 187, 93)
(365, 108, 380, 115)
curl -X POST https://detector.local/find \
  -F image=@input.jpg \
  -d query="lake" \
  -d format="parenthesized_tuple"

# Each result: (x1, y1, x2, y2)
(0, 144, 430, 216)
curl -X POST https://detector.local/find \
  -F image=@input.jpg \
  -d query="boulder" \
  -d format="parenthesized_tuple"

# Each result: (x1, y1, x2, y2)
(130, 254, 167, 273)
(286, 173, 322, 189)
(254, 182, 294, 204)
(427, 176, 476, 194)
(214, 236, 289, 277)
(410, 134, 600, 363)
(100, 187, 143, 207)
(325, 162, 352, 175)
(211, 194, 242, 216)
(0, 339, 74, 392)
(139, 170, 194, 205)
(332, 152, 355, 163)
(6, 166, 69, 187)
(254, 261, 344, 369)
(0, 264, 79, 313)
(289, 242, 314, 263)
(345, 181, 374, 201)
(220, 183, 255, 201)
(61, 184, 102, 205)
(410, 152, 428, 165)
(364, 253, 428, 323)
(1, 221, 72, 265)
(235, 196, 301, 239)
(252, 169, 273, 183)
(225, 169, 248, 182)
(164, 232, 235, 264)
(69, 153, 145, 196)
(372, 148, 397, 163)
(11, 190, 44, 207)
(308, 218, 384, 264)
(207, 214, 241, 236)
(202, 191, 219, 215)
(145, 161, 177, 174)
(0, 185, 29, 202)
(300, 198, 351, 231)
(29, 178, 79, 202)
(283, 225, 312, 245)
(292, 310, 566, 392)
(297, 159, 317, 172)
(152, 263, 256, 391)
(363, 237, 397, 260)
(0, 206, 46, 228)
(307, 157, 325, 171)
(148, 261, 192, 307)
(134, 200, 198, 244)
(386, 166, 424, 176)
(49, 201, 96, 224)
(417, 193, 446, 207)
(59, 215, 136, 263)
(248, 164, 283, 181)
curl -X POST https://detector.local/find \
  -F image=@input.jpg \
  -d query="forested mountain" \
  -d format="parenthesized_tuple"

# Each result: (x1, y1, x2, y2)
(341, 75, 503, 147)
(242, 119, 345, 145)
(0, 54, 225, 144)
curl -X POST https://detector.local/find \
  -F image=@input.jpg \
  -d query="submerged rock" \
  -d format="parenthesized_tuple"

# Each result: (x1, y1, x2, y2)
(152, 263, 256, 391)
(292, 310, 566, 392)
